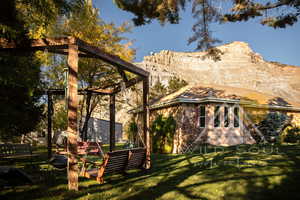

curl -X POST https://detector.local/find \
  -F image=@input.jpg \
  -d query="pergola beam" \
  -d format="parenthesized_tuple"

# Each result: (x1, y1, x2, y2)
(0, 37, 73, 51)
(0, 36, 149, 78)
(76, 39, 149, 78)
(44, 88, 113, 95)
(112, 76, 143, 94)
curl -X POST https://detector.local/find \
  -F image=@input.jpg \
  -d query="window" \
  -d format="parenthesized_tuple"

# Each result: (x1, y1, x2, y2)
(214, 106, 220, 127)
(199, 106, 206, 127)
(234, 107, 239, 127)
(224, 106, 230, 127)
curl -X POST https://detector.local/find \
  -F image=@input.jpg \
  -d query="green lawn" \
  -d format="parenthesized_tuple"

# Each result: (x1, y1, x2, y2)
(1, 144, 300, 200)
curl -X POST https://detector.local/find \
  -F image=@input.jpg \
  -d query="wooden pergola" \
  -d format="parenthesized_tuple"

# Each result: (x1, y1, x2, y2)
(0, 36, 150, 190)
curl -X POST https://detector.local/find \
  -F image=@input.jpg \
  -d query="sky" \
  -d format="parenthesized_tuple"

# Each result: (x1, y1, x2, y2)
(94, 1, 300, 66)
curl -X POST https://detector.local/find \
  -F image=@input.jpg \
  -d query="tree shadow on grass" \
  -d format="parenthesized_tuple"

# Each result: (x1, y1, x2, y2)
(220, 145, 300, 200)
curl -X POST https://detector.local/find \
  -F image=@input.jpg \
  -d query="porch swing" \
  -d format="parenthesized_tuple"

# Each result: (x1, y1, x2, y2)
(79, 146, 147, 183)
(79, 85, 147, 184)
(48, 77, 148, 180)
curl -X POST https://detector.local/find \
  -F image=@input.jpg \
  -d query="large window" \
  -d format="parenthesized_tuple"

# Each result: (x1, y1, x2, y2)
(199, 106, 206, 127)
(234, 107, 240, 127)
(214, 106, 220, 127)
(224, 106, 230, 127)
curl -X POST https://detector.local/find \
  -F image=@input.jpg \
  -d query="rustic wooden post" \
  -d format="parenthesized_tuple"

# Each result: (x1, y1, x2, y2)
(67, 44, 79, 191)
(109, 94, 116, 152)
(47, 92, 53, 159)
(142, 78, 151, 169)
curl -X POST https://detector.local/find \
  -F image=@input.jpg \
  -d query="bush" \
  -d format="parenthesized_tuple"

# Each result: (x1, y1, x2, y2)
(257, 112, 290, 142)
(283, 127, 300, 143)
(126, 121, 138, 146)
(151, 114, 176, 153)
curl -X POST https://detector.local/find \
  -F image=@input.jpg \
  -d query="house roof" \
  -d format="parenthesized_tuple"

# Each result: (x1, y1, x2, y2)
(136, 84, 300, 113)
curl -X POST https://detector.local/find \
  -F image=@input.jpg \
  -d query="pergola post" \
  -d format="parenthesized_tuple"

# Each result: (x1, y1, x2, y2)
(142, 78, 151, 169)
(109, 94, 116, 152)
(47, 92, 53, 159)
(67, 44, 79, 191)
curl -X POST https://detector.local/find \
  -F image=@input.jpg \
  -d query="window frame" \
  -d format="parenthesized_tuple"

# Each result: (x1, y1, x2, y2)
(199, 105, 206, 128)
(234, 107, 240, 128)
(224, 106, 230, 127)
(214, 105, 221, 127)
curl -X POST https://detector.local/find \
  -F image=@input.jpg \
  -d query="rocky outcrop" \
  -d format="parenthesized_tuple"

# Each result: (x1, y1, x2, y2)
(136, 41, 300, 103)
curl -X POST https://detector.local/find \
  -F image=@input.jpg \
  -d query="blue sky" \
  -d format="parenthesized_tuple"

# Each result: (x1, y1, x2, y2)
(95, 1, 300, 66)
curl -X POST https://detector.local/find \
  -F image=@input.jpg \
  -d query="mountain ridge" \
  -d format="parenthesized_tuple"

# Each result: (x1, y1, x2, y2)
(135, 41, 300, 103)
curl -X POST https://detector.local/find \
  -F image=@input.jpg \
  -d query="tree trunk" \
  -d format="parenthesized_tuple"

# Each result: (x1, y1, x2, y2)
(81, 92, 92, 141)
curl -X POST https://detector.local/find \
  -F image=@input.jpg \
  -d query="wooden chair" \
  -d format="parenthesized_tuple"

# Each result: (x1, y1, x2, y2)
(80, 148, 146, 184)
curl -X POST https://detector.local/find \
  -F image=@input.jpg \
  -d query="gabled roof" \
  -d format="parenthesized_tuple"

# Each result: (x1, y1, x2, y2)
(132, 84, 300, 113)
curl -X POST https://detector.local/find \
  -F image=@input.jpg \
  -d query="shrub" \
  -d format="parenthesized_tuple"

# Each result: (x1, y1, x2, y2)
(257, 112, 290, 142)
(126, 121, 138, 146)
(283, 127, 300, 143)
(151, 114, 176, 153)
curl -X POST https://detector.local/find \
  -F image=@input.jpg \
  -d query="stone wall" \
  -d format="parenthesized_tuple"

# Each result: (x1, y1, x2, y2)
(137, 103, 258, 154)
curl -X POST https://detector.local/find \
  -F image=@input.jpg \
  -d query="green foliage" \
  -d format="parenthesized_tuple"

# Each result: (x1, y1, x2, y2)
(0, 0, 81, 140)
(167, 76, 188, 93)
(43, 1, 135, 140)
(222, 0, 300, 29)
(257, 112, 290, 142)
(53, 105, 67, 132)
(0, 54, 44, 141)
(151, 114, 176, 153)
(283, 127, 300, 143)
(114, 0, 184, 26)
(126, 121, 138, 145)
(150, 79, 168, 100)
(115, 0, 300, 51)
(149, 76, 187, 100)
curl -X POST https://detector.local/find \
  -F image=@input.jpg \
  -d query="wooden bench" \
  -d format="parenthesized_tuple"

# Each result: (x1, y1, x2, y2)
(0, 144, 34, 159)
(80, 148, 146, 183)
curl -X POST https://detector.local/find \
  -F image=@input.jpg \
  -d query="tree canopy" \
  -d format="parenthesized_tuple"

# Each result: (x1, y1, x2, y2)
(44, 1, 135, 140)
(0, 0, 82, 140)
(114, 0, 300, 50)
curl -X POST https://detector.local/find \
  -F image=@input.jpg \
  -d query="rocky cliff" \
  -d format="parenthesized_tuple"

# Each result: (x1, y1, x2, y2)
(136, 41, 300, 103)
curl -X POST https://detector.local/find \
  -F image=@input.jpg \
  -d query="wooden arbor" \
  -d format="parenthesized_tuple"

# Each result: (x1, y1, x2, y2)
(0, 36, 150, 190)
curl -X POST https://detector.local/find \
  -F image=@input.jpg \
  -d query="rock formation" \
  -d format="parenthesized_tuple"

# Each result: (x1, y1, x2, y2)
(136, 41, 300, 103)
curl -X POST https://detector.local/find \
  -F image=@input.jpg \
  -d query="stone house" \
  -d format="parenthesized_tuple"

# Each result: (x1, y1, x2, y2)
(132, 84, 300, 153)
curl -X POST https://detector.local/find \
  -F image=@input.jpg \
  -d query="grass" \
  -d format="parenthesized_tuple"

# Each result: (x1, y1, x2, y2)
(1, 143, 300, 200)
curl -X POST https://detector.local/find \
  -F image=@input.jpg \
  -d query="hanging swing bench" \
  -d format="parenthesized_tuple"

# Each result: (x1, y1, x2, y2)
(80, 147, 146, 183)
